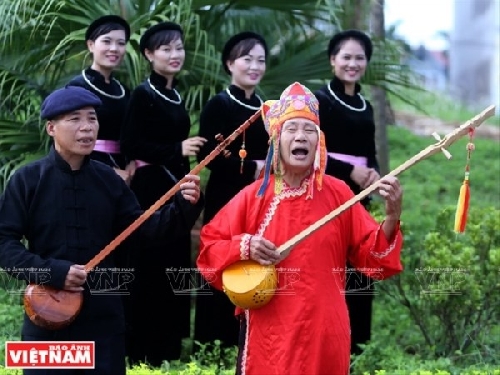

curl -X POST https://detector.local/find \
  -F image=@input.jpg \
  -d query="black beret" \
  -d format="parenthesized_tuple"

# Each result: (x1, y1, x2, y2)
(139, 22, 183, 57)
(221, 31, 269, 74)
(41, 86, 102, 120)
(327, 29, 373, 61)
(85, 15, 131, 41)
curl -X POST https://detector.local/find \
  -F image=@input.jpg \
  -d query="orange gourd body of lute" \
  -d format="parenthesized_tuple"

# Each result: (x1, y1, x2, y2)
(222, 260, 277, 309)
(24, 284, 83, 330)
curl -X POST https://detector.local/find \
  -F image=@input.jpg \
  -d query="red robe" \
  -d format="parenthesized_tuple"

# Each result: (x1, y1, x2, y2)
(197, 175, 403, 375)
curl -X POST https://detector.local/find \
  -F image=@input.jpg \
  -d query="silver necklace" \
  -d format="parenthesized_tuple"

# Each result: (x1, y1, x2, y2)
(147, 79, 182, 105)
(327, 84, 366, 112)
(225, 88, 262, 110)
(81, 70, 125, 99)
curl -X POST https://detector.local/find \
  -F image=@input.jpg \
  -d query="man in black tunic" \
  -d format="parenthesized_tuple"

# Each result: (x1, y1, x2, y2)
(0, 86, 203, 374)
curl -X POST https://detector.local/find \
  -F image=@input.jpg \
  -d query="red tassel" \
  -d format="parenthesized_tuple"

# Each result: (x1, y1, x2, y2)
(454, 177, 470, 233)
(454, 129, 474, 233)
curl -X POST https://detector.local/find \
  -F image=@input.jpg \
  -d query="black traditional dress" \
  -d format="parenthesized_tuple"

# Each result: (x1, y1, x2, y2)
(68, 67, 134, 347)
(0, 147, 203, 374)
(315, 76, 379, 355)
(67, 68, 130, 169)
(120, 70, 195, 365)
(194, 85, 269, 348)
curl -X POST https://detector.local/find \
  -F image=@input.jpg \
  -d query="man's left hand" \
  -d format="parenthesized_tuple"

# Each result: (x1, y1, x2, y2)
(180, 174, 201, 204)
(378, 176, 402, 221)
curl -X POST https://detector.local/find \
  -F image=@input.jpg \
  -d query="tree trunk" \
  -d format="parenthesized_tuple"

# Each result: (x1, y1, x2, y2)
(342, 0, 370, 29)
(342, 0, 392, 174)
(370, 0, 390, 175)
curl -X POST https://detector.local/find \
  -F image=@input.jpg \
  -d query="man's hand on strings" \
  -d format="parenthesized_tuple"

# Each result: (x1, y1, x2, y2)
(249, 236, 280, 265)
(378, 176, 403, 240)
(64, 264, 87, 292)
(378, 176, 403, 219)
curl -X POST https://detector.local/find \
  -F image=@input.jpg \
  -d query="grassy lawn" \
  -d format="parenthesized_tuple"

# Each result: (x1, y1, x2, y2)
(389, 87, 500, 126)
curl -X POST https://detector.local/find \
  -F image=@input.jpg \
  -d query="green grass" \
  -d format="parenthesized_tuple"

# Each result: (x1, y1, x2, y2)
(0, 282, 23, 366)
(389, 87, 500, 126)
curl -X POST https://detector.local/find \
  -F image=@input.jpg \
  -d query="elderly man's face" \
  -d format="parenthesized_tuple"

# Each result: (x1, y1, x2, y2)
(279, 118, 318, 174)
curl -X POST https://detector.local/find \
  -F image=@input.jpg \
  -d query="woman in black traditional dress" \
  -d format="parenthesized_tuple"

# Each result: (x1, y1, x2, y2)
(67, 16, 137, 347)
(68, 15, 135, 184)
(120, 22, 206, 365)
(194, 32, 270, 349)
(314, 29, 381, 356)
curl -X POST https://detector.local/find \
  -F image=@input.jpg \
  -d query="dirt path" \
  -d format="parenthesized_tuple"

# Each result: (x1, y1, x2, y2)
(394, 110, 500, 141)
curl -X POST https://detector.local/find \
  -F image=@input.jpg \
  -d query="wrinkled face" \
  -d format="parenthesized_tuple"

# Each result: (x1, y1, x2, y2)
(146, 38, 185, 77)
(330, 39, 368, 85)
(228, 44, 266, 88)
(279, 118, 319, 174)
(46, 107, 99, 166)
(87, 30, 127, 70)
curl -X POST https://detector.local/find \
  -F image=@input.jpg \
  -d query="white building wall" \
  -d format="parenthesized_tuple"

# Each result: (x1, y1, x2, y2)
(450, 0, 500, 114)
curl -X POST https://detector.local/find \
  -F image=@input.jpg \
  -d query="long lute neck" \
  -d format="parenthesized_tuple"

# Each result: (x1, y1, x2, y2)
(85, 109, 262, 271)
(277, 105, 496, 255)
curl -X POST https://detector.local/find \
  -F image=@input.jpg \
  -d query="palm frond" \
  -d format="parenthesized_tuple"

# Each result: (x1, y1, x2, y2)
(0, 151, 47, 191)
(0, 0, 422, 193)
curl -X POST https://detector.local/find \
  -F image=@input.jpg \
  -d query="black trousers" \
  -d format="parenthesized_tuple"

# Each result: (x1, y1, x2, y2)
(234, 315, 247, 375)
(193, 285, 240, 348)
(346, 199, 375, 355)
(124, 234, 192, 367)
(21, 333, 125, 375)
(126, 168, 192, 366)
(345, 267, 374, 355)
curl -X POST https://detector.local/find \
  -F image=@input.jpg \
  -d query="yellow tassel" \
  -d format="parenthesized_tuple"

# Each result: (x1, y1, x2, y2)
(454, 176, 470, 233)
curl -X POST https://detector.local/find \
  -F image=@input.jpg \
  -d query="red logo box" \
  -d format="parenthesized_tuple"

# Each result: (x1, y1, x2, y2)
(5, 341, 95, 369)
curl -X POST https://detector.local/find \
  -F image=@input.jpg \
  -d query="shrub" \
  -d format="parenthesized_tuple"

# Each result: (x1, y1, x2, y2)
(373, 206, 499, 364)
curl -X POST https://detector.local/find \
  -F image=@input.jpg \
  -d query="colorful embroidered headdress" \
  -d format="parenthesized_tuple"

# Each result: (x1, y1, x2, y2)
(257, 82, 327, 199)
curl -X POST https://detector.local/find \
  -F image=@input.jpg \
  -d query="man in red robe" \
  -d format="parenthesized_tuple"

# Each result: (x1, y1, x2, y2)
(197, 82, 404, 375)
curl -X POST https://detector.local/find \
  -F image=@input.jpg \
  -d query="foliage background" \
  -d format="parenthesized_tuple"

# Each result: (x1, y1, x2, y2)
(0, 0, 416, 189)
(0, 0, 499, 373)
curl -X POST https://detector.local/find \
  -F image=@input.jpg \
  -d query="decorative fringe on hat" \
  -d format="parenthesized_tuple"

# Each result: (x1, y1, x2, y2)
(316, 132, 327, 193)
(257, 102, 275, 197)
(454, 129, 475, 233)
(257, 138, 274, 197)
(273, 131, 284, 195)
(305, 130, 327, 199)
